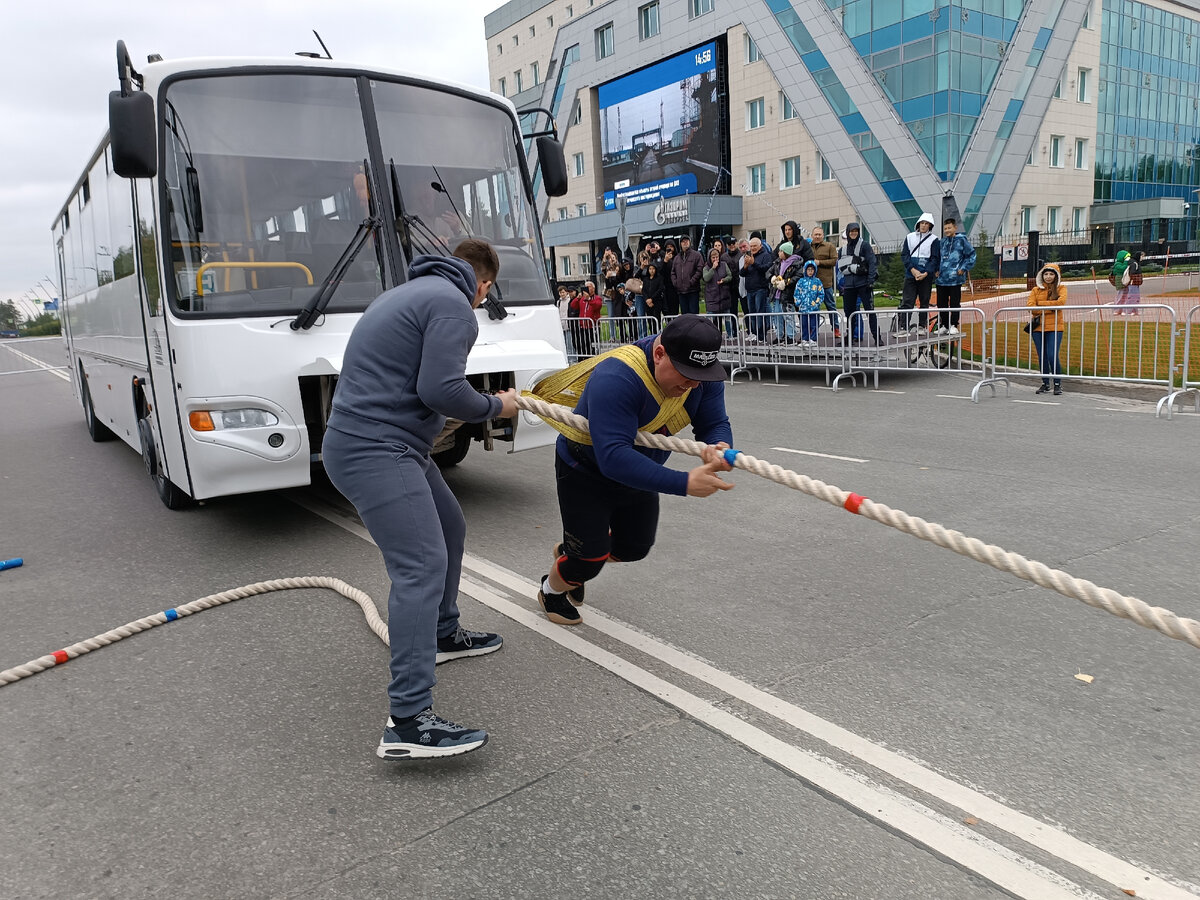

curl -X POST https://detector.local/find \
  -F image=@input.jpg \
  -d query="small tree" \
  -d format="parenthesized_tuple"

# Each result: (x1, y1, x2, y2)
(23, 312, 61, 337)
(876, 251, 906, 296)
(973, 230, 998, 285)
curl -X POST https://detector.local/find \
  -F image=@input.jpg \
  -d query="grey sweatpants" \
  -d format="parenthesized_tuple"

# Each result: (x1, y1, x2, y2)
(321, 426, 464, 719)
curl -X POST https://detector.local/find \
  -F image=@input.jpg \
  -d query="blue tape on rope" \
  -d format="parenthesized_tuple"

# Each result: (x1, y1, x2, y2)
(164, 608, 179, 621)
(723, 448, 742, 466)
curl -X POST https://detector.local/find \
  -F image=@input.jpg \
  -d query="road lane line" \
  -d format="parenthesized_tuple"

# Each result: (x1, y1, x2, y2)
(936, 394, 973, 400)
(769, 447, 869, 463)
(1013, 399, 1060, 405)
(293, 494, 1195, 900)
(1, 345, 70, 381)
(453, 575, 1100, 900)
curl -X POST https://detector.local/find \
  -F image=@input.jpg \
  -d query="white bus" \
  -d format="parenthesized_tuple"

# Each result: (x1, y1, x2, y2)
(53, 41, 569, 508)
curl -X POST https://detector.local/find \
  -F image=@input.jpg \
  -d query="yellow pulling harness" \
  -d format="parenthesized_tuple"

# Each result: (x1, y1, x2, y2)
(523, 344, 691, 445)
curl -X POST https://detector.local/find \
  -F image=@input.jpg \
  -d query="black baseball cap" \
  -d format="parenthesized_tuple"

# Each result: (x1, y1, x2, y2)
(660, 314, 727, 382)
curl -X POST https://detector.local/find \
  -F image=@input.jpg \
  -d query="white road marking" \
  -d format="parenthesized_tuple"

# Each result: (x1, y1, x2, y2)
(870, 389, 906, 394)
(770, 447, 869, 463)
(1013, 399, 1061, 405)
(936, 394, 973, 400)
(1, 345, 70, 381)
(293, 493, 1195, 900)
(810, 385, 836, 390)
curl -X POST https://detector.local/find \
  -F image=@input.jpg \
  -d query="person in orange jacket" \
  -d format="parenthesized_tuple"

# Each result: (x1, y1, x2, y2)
(1026, 262, 1067, 395)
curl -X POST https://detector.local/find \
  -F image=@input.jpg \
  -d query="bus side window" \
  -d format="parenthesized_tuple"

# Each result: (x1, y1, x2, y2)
(135, 180, 162, 316)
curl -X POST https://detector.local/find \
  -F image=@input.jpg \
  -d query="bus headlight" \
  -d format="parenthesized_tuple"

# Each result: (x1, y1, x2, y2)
(189, 408, 280, 432)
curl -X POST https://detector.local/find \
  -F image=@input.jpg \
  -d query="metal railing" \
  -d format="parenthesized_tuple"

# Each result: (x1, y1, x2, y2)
(1157, 304, 1200, 419)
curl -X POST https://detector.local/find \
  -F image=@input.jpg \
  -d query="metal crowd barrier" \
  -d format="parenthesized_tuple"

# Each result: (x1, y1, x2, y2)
(735, 311, 848, 387)
(972, 304, 1178, 402)
(1157, 304, 1200, 419)
(836, 307, 989, 390)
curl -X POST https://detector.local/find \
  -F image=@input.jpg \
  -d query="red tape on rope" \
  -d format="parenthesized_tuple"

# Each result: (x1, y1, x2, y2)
(844, 493, 865, 515)
(52, 650, 69, 664)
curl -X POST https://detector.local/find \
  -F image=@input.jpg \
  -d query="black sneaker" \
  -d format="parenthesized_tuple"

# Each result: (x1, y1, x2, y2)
(552, 543, 585, 606)
(539, 579, 582, 626)
(1053, 386, 1063, 396)
(436, 626, 503, 665)
(1036, 384, 1050, 394)
(377, 709, 488, 760)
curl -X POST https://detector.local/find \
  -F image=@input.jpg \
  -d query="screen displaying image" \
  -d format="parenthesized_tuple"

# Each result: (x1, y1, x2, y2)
(598, 42, 726, 210)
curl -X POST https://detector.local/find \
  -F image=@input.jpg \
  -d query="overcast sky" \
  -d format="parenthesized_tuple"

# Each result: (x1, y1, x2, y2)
(0, 0, 500, 315)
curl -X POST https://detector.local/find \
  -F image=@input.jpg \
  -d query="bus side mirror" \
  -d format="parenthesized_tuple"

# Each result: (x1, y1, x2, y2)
(109, 91, 157, 178)
(536, 136, 568, 197)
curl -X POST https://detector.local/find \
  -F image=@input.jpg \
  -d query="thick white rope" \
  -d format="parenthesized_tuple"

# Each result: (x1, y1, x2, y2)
(517, 394, 1200, 651)
(0, 577, 388, 687)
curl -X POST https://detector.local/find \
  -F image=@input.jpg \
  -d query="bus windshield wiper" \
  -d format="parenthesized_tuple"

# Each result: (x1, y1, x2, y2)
(290, 216, 380, 331)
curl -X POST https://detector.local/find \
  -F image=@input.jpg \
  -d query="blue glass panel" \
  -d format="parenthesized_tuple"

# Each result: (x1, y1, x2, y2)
(881, 179, 915, 202)
(962, 12, 984, 36)
(983, 14, 1004, 38)
(852, 34, 872, 56)
(873, 22, 903, 51)
(902, 93, 935, 119)
(1003, 20, 1017, 41)
(840, 112, 868, 134)
(934, 90, 950, 112)
(1004, 98, 1023, 121)
(934, 13, 950, 33)
(961, 93, 982, 115)
(903, 14, 934, 42)
(973, 172, 994, 193)
(1033, 27, 1053, 50)
(1028, 49, 1043, 67)
(802, 50, 828, 70)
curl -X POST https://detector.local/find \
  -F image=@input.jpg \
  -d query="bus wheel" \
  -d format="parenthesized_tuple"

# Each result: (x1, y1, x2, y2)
(433, 432, 472, 469)
(137, 416, 192, 509)
(81, 372, 115, 442)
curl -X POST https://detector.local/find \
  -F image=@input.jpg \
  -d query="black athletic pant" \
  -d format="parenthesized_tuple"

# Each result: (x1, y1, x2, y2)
(900, 276, 933, 329)
(936, 284, 962, 328)
(555, 452, 659, 587)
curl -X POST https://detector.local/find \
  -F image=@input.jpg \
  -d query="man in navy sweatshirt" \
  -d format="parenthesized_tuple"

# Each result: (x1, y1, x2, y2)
(322, 239, 518, 760)
(537, 314, 735, 625)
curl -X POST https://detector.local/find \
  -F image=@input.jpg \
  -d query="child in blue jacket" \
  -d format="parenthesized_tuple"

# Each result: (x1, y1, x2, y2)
(793, 259, 824, 348)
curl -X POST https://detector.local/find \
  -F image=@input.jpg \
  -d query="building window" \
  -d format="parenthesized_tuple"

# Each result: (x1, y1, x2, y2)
(557, 207, 568, 221)
(497, 43, 503, 55)
(531, 61, 540, 85)
(820, 219, 839, 237)
(1074, 138, 1087, 169)
(1047, 206, 1060, 233)
(547, 15, 554, 27)
(574, 153, 585, 176)
(746, 97, 765, 130)
(498, 76, 507, 97)
(566, 4, 573, 17)
(639, 2, 660, 40)
(745, 34, 760, 63)
(513, 34, 519, 47)
(747, 164, 766, 194)
(529, 25, 536, 38)
(1081, 5, 1090, 28)
(781, 156, 802, 189)
(514, 70, 523, 93)
(573, 104, 583, 125)
(816, 152, 835, 182)
(1049, 135, 1063, 167)
(1077, 68, 1090, 103)
(780, 93, 798, 120)
(578, 253, 590, 272)
(1072, 207, 1086, 232)
(595, 23, 614, 60)
(560, 255, 571, 275)
(576, 202, 588, 217)
(1019, 206, 1033, 232)
(1026, 150, 1034, 166)
(691, 0, 714, 18)
(1053, 76, 1062, 99)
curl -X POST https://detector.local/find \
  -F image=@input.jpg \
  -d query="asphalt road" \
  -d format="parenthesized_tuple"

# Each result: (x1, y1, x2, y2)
(2, 338, 1198, 900)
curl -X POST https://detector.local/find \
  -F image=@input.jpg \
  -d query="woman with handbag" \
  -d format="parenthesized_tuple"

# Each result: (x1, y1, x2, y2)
(1027, 262, 1067, 395)
(1110, 249, 1132, 310)
(702, 246, 735, 337)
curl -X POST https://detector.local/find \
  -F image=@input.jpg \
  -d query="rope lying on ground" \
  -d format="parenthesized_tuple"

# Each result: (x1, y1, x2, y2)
(0, 577, 388, 687)
(516, 394, 1200, 651)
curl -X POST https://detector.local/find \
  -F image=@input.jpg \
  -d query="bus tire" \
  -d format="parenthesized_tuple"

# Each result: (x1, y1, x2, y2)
(433, 432, 472, 469)
(138, 416, 192, 509)
(81, 371, 116, 442)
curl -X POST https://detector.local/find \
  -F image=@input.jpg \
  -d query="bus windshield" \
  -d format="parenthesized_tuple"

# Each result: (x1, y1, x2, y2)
(161, 72, 550, 318)
(371, 80, 551, 305)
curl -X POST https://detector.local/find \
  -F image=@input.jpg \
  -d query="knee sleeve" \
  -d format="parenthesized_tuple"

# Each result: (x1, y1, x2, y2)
(556, 553, 609, 586)
(609, 543, 651, 564)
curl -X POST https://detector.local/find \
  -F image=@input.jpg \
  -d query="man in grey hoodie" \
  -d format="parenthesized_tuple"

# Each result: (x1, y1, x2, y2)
(322, 239, 518, 760)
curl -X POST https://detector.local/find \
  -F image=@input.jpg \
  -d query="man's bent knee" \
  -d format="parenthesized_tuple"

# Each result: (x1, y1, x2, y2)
(556, 553, 609, 586)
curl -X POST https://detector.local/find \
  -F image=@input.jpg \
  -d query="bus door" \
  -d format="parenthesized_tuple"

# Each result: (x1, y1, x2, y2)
(134, 179, 191, 495)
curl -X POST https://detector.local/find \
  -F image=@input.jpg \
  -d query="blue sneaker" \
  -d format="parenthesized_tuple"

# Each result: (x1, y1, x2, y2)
(377, 709, 488, 759)
(435, 626, 502, 664)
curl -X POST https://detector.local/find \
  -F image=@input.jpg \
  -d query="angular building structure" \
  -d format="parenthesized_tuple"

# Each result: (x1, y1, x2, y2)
(486, 0, 1199, 275)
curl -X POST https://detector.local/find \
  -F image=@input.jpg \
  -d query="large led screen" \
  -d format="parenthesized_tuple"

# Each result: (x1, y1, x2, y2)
(599, 42, 726, 211)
